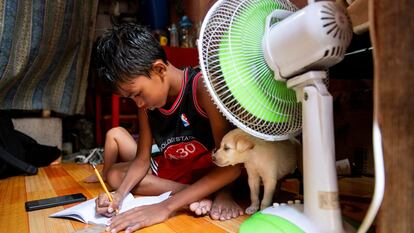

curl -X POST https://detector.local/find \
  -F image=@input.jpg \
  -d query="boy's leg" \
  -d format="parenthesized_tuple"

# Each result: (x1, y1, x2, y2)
(84, 127, 137, 182)
(106, 161, 188, 196)
(131, 173, 188, 195)
(102, 127, 137, 177)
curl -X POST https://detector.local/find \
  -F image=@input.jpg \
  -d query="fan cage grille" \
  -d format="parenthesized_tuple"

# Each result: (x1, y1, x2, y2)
(199, 0, 302, 141)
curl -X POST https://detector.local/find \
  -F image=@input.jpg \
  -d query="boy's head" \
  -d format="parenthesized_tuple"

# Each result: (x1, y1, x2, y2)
(95, 23, 168, 92)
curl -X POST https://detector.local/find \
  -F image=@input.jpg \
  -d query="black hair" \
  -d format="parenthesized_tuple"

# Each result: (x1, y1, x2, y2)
(95, 23, 168, 91)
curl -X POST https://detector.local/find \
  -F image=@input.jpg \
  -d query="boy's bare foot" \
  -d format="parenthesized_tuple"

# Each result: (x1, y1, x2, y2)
(83, 172, 106, 183)
(210, 190, 244, 221)
(189, 199, 212, 215)
(83, 174, 99, 183)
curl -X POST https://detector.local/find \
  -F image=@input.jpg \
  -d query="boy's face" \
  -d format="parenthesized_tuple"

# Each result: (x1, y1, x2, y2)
(117, 73, 168, 110)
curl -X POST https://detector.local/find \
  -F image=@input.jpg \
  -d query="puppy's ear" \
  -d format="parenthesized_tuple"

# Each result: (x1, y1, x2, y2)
(236, 137, 254, 152)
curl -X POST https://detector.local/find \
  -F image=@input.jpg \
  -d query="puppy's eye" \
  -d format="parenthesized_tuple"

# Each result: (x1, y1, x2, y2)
(224, 145, 230, 151)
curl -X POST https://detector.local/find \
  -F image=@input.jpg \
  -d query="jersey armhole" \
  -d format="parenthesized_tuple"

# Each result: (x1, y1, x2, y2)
(192, 72, 208, 118)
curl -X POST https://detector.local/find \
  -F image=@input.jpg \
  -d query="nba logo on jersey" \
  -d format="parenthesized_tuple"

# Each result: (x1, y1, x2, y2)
(180, 113, 190, 127)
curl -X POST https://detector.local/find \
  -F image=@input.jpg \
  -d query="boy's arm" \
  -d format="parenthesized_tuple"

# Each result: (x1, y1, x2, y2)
(107, 165, 240, 231)
(196, 77, 233, 147)
(115, 108, 153, 197)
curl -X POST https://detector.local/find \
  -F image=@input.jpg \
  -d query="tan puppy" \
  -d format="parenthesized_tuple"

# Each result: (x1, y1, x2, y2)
(213, 128, 299, 214)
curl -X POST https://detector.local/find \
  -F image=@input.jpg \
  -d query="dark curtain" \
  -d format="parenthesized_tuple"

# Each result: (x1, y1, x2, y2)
(0, 0, 98, 115)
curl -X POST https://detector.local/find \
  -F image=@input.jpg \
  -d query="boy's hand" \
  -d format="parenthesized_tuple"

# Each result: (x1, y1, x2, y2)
(95, 192, 123, 217)
(106, 202, 171, 233)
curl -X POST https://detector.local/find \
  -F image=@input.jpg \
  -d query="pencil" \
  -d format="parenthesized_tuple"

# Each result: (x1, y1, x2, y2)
(92, 163, 113, 202)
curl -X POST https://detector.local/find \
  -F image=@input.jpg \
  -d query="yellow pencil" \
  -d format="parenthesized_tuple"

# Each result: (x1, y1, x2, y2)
(92, 163, 113, 203)
(92, 164, 119, 215)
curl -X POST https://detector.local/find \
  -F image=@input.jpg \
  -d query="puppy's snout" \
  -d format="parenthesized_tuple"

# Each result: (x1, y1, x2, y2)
(211, 148, 217, 162)
(212, 155, 216, 162)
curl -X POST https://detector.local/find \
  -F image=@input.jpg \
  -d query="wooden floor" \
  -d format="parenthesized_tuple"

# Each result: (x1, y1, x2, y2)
(0, 163, 374, 233)
(0, 164, 247, 233)
(0, 163, 249, 233)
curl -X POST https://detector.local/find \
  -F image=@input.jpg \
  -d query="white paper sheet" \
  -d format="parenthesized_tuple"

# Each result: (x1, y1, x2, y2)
(50, 191, 171, 225)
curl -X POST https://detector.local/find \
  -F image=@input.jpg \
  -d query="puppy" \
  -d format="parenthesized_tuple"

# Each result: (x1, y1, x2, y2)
(213, 128, 299, 214)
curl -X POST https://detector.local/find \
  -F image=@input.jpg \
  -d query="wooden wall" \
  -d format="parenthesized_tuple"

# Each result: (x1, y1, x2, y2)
(370, 0, 414, 232)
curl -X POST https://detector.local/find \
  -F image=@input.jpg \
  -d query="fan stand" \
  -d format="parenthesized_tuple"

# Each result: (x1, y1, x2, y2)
(280, 70, 344, 233)
(259, 71, 345, 233)
(249, 70, 352, 233)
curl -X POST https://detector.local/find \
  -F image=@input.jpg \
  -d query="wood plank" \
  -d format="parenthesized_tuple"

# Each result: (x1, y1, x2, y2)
(25, 168, 75, 233)
(347, 0, 369, 34)
(137, 223, 178, 233)
(206, 214, 249, 232)
(0, 175, 29, 232)
(165, 212, 229, 233)
(63, 163, 104, 198)
(370, 0, 414, 232)
(44, 165, 93, 198)
(44, 165, 97, 232)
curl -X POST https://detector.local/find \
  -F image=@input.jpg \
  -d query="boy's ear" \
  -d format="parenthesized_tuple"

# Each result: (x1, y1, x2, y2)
(236, 137, 254, 153)
(152, 60, 167, 77)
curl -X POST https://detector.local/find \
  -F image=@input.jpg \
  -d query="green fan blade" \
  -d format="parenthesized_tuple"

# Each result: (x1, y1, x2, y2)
(219, 0, 298, 123)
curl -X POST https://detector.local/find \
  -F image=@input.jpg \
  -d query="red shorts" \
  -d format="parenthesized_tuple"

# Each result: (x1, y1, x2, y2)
(150, 140, 214, 184)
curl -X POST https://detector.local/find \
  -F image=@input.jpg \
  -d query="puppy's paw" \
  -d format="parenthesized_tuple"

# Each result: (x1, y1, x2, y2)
(245, 205, 259, 215)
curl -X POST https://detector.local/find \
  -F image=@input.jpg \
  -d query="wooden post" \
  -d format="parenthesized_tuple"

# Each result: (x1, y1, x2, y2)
(370, 0, 414, 232)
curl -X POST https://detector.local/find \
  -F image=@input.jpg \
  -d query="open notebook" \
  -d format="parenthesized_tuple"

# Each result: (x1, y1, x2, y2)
(50, 191, 171, 225)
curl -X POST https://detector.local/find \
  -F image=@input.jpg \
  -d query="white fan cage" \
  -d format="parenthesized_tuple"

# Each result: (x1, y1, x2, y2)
(198, 0, 302, 141)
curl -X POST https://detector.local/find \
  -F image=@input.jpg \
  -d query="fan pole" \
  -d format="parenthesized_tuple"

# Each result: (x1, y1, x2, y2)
(288, 71, 344, 233)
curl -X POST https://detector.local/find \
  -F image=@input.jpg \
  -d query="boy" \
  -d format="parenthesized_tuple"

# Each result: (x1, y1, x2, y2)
(94, 23, 243, 233)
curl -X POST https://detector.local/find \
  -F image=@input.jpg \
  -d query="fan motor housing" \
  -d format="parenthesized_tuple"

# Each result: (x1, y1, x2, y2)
(263, 1, 353, 80)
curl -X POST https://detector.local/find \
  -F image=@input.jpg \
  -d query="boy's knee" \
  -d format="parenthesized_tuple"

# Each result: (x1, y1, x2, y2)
(106, 127, 126, 140)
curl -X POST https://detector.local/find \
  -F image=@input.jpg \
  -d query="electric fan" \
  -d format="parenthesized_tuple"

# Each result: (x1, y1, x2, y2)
(198, 0, 383, 232)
